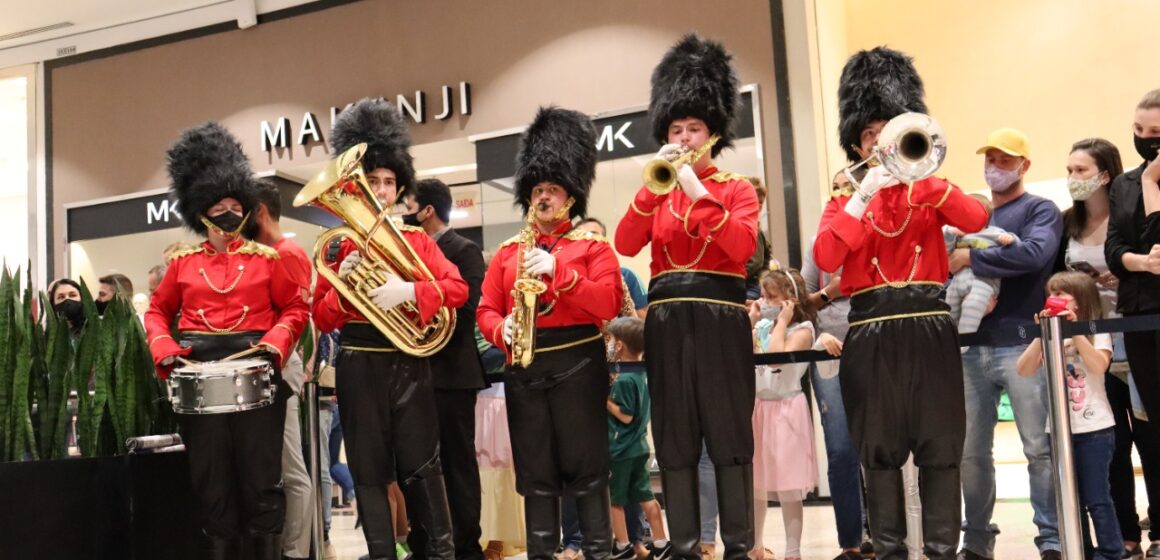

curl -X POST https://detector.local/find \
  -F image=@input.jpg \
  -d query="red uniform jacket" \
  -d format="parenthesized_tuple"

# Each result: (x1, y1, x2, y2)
(145, 238, 310, 376)
(615, 166, 760, 279)
(476, 223, 625, 357)
(814, 177, 989, 296)
(312, 225, 468, 333)
(272, 237, 313, 301)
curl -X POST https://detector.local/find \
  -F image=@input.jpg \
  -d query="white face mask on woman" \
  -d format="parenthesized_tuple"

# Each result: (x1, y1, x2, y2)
(1066, 173, 1104, 201)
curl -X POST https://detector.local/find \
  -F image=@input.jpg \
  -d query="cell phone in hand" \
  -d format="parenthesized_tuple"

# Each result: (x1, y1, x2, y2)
(1067, 260, 1099, 277)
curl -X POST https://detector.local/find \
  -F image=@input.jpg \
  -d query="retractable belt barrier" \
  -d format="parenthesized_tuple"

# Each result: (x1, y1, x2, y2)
(478, 313, 1160, 382)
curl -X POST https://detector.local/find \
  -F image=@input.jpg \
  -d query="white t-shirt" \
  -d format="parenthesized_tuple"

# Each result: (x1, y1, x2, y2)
(754, 321, 816, 401)
(1055, 333, 1115, 434)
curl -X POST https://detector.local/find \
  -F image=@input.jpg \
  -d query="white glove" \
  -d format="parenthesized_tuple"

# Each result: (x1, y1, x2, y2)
(655, 143, 685, 162)
(843, 166, 900, 219)
(368, 274, 416, 311)
(338, 251, 362, 280)
(502, 314, 514, 345)
(524, 248, 556, 278)
(676, 164, 710, 201)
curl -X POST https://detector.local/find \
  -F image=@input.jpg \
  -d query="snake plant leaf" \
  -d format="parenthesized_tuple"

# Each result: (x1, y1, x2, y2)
(0, 267, 15, 461)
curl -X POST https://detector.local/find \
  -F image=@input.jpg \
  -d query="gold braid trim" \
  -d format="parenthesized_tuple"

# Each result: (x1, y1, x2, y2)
(848, 310, 950, 328)
(148, 334, 174, 347)
(707, 170, 748, 183)
(535, 333, 604, 354)
(556, 270, 580, 293)
(340, 345, 399, 353)
(630, 200, 657, 217)
(648, 297, 748, 311)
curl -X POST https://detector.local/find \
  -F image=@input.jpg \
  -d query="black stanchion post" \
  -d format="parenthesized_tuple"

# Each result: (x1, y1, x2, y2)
(305, 380, 324, 559)
(1040, 314, 1083, 559)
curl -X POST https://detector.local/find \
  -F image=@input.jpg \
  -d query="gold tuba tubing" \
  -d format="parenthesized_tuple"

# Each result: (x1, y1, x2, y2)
(642, 134, 721, 196)
(294, 143, 455, 357)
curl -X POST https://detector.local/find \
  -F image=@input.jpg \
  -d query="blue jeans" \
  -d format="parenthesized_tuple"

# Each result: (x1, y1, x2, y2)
(961, 345, 1059, 556)
(562, 495, 582, 551)
(810, 363, 866, 549)
(1074, 428, 1123, 560)
(698, 443, 718, 543)
(319, 403, 335, 538)
(329, 403, 355, 501)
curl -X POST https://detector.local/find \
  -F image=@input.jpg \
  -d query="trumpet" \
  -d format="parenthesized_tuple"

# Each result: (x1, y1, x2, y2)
(844, 112, 946, 188)
(642, 134, 720, 196)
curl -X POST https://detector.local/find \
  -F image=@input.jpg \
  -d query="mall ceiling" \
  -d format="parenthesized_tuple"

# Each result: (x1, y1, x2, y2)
(0, 0, 319, 50)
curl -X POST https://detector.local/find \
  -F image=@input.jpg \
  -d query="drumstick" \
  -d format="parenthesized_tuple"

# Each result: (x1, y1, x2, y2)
(221, 345, 264, 362)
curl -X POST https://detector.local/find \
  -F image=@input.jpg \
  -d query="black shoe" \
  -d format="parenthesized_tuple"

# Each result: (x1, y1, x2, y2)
(1124, 543, 1144, 559)
(648, 542, 673, 560)
(832, 552, 861, 560)
(1040, 550, 1061, 560)
(956, 550, 992, 560)
(1147, 542, 1160, 559)
(611, 544, 635, 560)
(859, 541, 875, 558)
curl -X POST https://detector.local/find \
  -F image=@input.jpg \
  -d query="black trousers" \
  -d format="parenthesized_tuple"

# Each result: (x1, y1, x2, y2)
(841, 285, 964, 560)
(644, 274, 754, 469)
(335, 348, 441, 486)
(505, 327, 610, 498)
(410, 389, 484, 560)
(1106, 373, 1160, 543)
(176, 332, 288, 539)
(1121, 326, 1160, 442)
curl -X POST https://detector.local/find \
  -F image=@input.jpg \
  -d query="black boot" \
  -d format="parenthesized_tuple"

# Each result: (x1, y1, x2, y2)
(575, 489, 613, 560)
(659, 468, 701, 560)
(249, 532, 283, 560)
(523, 495, 561, 560)
(356, 484, 398, 560)
(864, 468, 907, 560)
(402, 473, 456, 560)
(206, 535, 240, 560)
(715, 464, 754, 560)
(919, 467, 961, 560)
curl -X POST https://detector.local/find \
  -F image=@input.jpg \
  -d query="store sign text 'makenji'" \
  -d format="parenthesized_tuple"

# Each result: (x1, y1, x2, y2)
(260, 82, 472, 152)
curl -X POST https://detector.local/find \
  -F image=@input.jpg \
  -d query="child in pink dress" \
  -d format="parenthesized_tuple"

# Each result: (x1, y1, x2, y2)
(747, 269, 818, 560)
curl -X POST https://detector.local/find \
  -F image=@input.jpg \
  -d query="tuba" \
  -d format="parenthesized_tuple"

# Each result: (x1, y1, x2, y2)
(844, 112, 946, 188)
(508, 210, 547, 368)
(641, 134, 720, 196)
(293, 143, 455, 357)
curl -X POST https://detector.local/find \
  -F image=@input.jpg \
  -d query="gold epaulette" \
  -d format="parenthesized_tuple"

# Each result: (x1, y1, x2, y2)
(236, 240, 280, 259)
(497, 233, 522, 249)
(708, 170, 750, 184)
(398, 224, 425, 233)
(167, 245, 205, 262)
(563, 229, 610, 244)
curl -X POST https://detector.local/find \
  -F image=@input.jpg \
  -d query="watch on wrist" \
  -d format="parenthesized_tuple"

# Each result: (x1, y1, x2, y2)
(819, 291, 832, 304)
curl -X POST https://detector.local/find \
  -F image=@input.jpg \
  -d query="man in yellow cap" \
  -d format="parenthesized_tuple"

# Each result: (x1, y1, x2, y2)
(950, 128, 1064, 560)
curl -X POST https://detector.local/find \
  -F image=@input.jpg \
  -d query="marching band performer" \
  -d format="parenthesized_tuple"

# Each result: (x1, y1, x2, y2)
(312, 98, 469, 560)
(476, 107, 625, 560)
(614, 34, 760, 560)
(813, 47, 988, 559)
(145, 122, 309, 560)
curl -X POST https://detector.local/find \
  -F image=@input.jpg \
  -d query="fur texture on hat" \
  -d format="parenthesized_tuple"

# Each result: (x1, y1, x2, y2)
(513, 106, 597, 218)
(331, 97, 415, 193)
(649, 33, 740, 157)
(166, 121, 257, 235)
(837, 46, 928, 162)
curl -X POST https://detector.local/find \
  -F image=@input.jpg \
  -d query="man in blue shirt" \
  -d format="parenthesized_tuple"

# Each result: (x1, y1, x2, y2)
(949, 128, 1063, 560)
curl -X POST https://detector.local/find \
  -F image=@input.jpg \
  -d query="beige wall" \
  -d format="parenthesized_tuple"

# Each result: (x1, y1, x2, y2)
(50, 0, 787, 276)
(793, 0, 1160, 250)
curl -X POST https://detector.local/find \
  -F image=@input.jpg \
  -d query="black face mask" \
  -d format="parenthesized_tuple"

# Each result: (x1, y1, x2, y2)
(401, 211, 423, 228)
(205, 211, 246, 236)
(1134, 134, 1160, 162)
(95, 300, 109, 315)
(54, 299, 85, 327)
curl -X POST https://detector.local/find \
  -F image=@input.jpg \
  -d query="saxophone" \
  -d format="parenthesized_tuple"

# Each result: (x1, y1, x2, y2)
(509, 210, 548, 368)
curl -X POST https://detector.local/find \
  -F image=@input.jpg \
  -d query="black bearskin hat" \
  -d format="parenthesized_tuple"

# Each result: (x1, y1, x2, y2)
(649, 33, 740, 158)
(514, 106, 597, 219)
(331, 97, 415, 193)
(166, 121, 257, 235)
(837, 46, 928, 162)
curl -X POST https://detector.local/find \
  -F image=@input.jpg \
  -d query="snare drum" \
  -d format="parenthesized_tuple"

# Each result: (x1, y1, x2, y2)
(168, 358, 276, 414)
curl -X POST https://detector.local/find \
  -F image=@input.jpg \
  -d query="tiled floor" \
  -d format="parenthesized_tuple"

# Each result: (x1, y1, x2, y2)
(330, 423, 1152, 559)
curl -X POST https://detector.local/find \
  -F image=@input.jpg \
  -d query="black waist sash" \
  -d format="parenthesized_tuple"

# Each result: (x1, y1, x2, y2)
(847, 284, 949, 327)
(648, 271, 746, 308)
